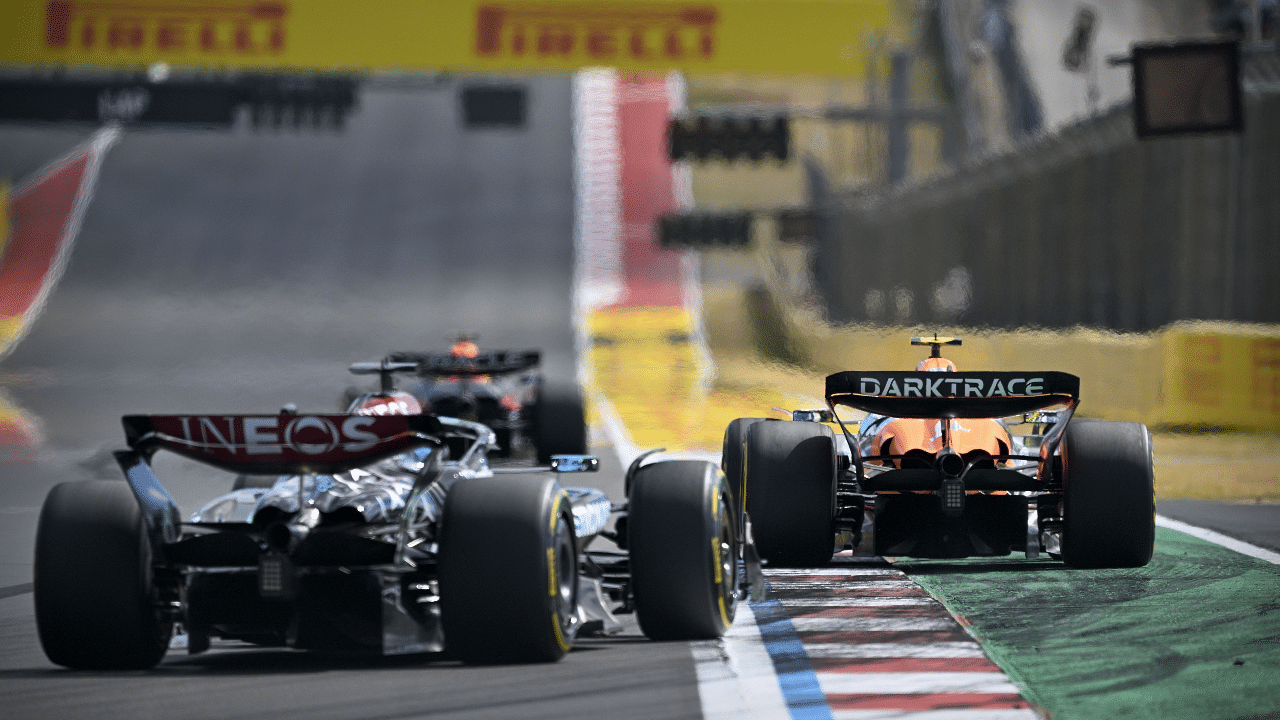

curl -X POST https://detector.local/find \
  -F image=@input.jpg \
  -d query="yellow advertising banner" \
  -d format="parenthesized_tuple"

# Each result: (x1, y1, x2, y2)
(1161, 329, 1280, 431)
(0, 0, 892, 76)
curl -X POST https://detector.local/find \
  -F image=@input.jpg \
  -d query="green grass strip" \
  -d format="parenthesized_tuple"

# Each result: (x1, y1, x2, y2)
(896, 527, 1280, 720)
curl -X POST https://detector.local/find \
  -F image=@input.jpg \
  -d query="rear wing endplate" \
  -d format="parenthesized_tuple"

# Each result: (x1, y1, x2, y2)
(826, 371, 1079, 418)
(122, 413, 442, 475)
(387, 350, 541, 377)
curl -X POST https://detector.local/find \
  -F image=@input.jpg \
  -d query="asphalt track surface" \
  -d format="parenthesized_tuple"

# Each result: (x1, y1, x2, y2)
(0, 77, 1277, 720)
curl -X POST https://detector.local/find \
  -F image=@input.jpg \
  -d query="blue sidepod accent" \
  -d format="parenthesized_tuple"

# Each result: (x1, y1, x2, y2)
(564, 487, 612, 538)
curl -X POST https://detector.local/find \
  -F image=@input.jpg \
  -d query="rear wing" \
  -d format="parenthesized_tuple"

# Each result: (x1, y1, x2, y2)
(826, 371, 1079, 418)
(122, 413, 442, 475)
(387, 350, 540, 377)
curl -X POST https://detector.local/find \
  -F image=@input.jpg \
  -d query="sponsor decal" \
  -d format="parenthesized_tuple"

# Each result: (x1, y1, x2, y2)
(44, 1, 287, 57)
(172, 415, 381, 456)
(476, 3, 717, 63)
(355, 398, 415, 416)
(856, 376, 1046, 398)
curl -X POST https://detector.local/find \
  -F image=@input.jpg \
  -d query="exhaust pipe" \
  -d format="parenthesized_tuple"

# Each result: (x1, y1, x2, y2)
(935, 449, 965, 518)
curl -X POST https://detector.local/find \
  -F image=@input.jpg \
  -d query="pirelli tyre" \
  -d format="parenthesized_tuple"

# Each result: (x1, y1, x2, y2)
(720, 417, 770, 517)
(532, 383, 588, 464)
(745, 421, 837, 567)
(439, 475, 577, 663)
(34, 480, 173, 669)
(629, 460, 737, 640)
(1060, 420, 1156, 568)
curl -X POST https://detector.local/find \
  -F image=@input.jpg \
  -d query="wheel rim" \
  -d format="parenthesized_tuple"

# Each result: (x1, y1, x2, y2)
(716, 491, 737, 621)
(552, 514, 576, 634)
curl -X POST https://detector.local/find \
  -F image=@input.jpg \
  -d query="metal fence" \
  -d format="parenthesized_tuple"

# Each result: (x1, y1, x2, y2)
(814, 55, 1280, 332)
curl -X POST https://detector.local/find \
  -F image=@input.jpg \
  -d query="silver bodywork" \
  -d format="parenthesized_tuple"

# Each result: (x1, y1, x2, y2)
(168, 415, 618, 655)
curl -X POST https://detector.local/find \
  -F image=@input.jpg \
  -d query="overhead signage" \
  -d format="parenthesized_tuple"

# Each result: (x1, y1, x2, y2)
(0, 0, 894, 75)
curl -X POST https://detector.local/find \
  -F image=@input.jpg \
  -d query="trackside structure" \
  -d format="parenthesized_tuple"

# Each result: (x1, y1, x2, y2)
(814, 52, 1280, 333)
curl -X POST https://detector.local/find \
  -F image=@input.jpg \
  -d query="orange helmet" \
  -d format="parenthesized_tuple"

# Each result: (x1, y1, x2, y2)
(917, 357, 957, 372)
(450, 340, 480, 359)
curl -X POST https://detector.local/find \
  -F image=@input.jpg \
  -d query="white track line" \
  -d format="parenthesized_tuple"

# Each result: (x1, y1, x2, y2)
(1156, 514, 1280, 565)
(790, 617, 958, 633)
(817, 672, 1022, 695)
(767, 580, 922, 590)
(693, 604, 792, 720)
(801, 642, 989, 659)
(833, 711, 1039, 720)
(780, 598, 937, 607)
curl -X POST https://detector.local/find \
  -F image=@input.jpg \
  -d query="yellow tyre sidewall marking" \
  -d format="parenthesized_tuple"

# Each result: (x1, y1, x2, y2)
(547, 490, 571, 652)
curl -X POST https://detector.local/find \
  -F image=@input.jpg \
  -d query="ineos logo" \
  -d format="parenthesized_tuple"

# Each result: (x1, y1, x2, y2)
(283, 416, 339, 455)
(176, 415, 382, 455)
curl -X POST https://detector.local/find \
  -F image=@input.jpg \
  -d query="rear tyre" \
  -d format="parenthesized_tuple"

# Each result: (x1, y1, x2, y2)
(34, 480, 172, 669)
(746, 421, 837, 567)
(629, 461, 736, 640)
(721, 417, 770, 516)
(1061, 420, 1155, 568)
(532, 383, 588, 464)
(439, 475, 577, 663)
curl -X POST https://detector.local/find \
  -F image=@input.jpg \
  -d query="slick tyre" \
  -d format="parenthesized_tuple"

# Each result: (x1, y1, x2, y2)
(1061, 420, 1155, 568)
(721, 417, 770, 516)
(439, 475, 577, 663)
(629, 461, 736, 640)
(532, 383, 588, 464)
(34, 480, 172, 669)
(746, 421, 837, 567)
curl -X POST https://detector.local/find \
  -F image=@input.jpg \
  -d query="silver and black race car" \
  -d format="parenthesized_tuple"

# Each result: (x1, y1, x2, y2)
(33, 370, 762, 670)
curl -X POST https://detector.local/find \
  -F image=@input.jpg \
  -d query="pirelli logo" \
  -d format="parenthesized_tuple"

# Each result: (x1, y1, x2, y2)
(476, 3, 718, 62)
(44, 1, 288, 56)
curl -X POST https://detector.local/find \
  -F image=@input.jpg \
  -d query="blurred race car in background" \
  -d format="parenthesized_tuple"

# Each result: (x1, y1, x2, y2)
(722, 336, 1155, 569)
(342, 337, 585, 462)
(33, 361, 759, 670)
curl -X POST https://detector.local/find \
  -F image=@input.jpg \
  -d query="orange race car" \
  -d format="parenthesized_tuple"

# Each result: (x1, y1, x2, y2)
(721, 336, 1155, 569)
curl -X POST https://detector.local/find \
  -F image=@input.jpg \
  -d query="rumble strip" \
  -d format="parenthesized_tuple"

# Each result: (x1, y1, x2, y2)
(694, 556, 1040, 720)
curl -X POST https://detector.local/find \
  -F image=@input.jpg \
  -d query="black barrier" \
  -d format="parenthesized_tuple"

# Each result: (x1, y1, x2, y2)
(0, 75, 357, 129)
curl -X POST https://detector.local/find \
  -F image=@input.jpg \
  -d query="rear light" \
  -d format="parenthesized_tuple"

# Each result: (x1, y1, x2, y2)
(258, 555, 296, 599)
(939, 477, 965, 518)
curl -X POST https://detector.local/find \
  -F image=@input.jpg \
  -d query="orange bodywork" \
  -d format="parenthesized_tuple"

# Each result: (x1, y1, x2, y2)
(872, 417, 1011, 468)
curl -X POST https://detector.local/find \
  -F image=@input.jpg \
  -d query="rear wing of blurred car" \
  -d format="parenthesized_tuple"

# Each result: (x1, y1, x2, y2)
(122, 413, 442, 475)
(386, 350, 540, 377)
(825, 371, 1079, 418)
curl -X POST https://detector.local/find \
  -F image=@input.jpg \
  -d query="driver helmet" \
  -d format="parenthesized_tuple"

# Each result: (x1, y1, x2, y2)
(451, 340, 480, 359)
(352, 390, 423, 416)
(917, 357, 957, 372)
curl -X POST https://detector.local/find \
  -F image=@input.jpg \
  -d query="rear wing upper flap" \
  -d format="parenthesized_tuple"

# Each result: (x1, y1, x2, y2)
(122, 413, 442, 475)
(826, 371, 1080, 418)
(386, 350, 541, 376)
